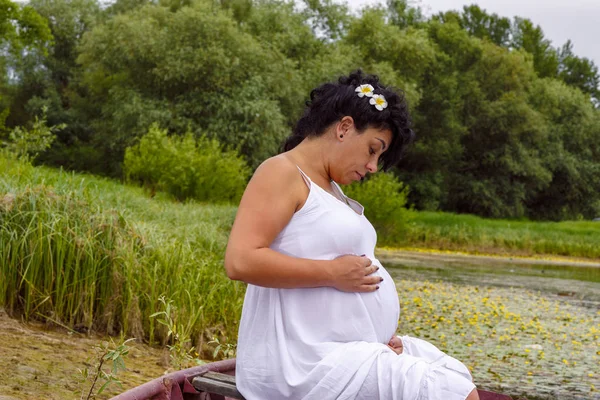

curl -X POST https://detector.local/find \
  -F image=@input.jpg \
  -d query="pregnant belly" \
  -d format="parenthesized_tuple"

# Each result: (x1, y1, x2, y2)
(281, 267, 399, 344)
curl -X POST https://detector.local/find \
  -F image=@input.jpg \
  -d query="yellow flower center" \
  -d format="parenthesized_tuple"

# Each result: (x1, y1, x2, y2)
(361, 87, 371, 94)
(375, 97, 385, 105)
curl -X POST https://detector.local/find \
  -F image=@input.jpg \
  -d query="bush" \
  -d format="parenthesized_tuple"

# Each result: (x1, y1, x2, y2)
(123, 124, 250, 203)
(1, 106, 65, 162)
(343, 172, 411, 245)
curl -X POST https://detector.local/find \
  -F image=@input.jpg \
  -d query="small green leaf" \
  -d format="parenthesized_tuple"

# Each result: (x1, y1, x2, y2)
(97, 380, 112, 395)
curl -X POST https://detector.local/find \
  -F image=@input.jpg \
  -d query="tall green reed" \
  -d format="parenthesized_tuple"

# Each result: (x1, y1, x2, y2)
(0, 156, 245, 358)
(1, 186, 133, 331)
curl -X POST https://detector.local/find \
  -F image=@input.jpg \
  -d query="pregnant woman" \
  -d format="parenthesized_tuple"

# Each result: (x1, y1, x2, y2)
(225, 70, 478, 400)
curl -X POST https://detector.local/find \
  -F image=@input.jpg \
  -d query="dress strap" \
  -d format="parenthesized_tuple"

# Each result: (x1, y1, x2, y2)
(296, 166, 311, 188)
(332, 180, 364, 215)
(331, 181, 349, 205)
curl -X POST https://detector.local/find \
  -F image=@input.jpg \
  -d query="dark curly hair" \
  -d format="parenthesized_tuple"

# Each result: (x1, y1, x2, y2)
(282, 70, 414, 171)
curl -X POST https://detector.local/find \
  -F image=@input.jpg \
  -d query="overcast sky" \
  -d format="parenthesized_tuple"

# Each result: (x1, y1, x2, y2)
(344, 0, 600, 67)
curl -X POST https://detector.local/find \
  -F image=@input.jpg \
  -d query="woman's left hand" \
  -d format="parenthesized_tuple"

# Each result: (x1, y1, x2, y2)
(387, 335, 403, 355)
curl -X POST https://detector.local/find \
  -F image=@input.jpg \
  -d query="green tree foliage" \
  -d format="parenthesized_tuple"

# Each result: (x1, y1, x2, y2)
(526, 79, 600, 219)
(76, 0, 295, 174)
(8, 0, 102, 171)
(235, 0, 351, 117)
(103, 0, 154, 16)
(387, 0, 425, 29)
(448, 44, 552, 218)
(0, 0, 52, 60)
(0, 108, 8, 136)
(301, 0, 350, 41)
(344, 7, 435, 105)
(2, 106, 66, 162)
(446, 5, 599, 102)
(123, 123, 250, 203)
(557, 40, 600, 102)
(398, 15, 600, 219)
(458, 4, 511, 47)
(3, 0, 600, 220)
(510, 17, 559, 79)
(0, 0, 52, 124)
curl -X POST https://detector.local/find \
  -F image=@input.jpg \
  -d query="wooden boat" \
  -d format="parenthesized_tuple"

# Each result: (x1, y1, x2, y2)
(111, 358, 513, 400)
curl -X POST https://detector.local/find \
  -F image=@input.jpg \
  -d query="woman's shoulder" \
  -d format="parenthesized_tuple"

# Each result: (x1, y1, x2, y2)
(246, 154, 308, 212)
(254, 154, 300, 182)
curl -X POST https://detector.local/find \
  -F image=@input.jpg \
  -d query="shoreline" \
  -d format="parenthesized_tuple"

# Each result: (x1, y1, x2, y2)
(376, 247, 600, 269)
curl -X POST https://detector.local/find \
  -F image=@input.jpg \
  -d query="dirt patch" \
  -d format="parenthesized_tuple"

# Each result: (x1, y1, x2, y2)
(0, 309, 167, 399)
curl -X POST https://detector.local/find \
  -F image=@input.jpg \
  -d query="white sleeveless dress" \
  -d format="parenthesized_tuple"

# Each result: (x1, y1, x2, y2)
(236, 167, 475, 400)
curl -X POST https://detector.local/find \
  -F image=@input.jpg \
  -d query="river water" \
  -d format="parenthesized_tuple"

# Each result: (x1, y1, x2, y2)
(381, 250, 600, 400)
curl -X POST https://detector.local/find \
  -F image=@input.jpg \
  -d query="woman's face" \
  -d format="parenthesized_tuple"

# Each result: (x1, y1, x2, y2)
(331, 122, 393, 185)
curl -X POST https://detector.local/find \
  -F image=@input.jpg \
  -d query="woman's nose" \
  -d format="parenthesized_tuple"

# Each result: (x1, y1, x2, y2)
(366, 160, 377, 173)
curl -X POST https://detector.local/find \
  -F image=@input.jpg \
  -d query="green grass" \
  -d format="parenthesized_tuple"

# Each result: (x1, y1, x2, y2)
(396, 211, 600, 259)
(0, 157, 244, 357)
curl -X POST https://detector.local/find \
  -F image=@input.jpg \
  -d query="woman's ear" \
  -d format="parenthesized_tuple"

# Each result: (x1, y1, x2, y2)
(337, 116, 355, 140)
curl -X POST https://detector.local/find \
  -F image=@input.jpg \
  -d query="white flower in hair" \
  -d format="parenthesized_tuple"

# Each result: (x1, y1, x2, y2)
(369, 94, 388, 111)
(355, 84, 374, 98)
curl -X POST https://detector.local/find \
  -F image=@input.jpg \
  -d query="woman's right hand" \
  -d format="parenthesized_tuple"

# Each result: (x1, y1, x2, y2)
(328, 255, 383, 292)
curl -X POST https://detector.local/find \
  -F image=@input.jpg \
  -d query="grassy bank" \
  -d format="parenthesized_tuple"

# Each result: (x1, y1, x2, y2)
(398, 211, 600, 260)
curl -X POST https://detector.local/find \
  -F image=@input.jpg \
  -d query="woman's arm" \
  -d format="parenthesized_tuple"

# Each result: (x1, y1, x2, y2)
(224, 156, 381, 292)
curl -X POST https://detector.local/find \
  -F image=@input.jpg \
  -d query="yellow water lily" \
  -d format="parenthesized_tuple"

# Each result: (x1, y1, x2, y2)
(369, 94, 388, 111)
(355, 84, 374, 98)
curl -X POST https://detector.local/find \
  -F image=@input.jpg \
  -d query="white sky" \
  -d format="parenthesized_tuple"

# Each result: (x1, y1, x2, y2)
(345, 0, 600, 67)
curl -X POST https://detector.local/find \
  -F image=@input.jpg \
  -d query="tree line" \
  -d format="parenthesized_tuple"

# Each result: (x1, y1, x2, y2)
(1, 0, 599, 220)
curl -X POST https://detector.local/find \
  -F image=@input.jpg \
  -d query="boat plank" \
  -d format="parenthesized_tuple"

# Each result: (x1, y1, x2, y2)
(192, 375, 245, 399)
(202, 371, 237, 385)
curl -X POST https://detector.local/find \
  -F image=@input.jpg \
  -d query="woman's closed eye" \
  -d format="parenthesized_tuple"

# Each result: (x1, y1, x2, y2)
(369, 147, 375, 155)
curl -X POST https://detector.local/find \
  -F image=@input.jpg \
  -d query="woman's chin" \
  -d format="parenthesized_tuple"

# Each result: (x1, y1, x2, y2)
(335, 173, 360, 185)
